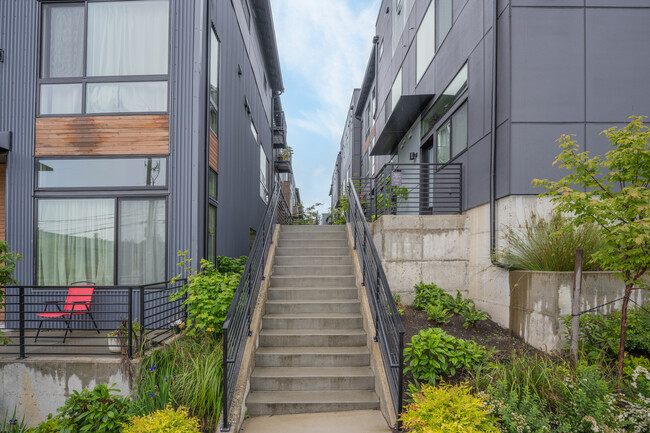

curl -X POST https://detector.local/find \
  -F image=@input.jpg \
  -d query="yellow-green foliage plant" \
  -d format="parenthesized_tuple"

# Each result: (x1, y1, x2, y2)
(400, 382, 499, 433)
(122, 405, 200, 433)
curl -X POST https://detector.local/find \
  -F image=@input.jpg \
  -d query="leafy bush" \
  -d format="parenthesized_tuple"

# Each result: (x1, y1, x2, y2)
(400, 383, 499, 433)
(331, 195, 349, 225)
(123, 405, 200, 433)
(498, 212, 604, 271)
(413, 282, 454, 311)
(0, 241, 22, 345)
(135, 335, 223, 431)
(459, 305, 488, 328)
(1, 407, 28, 433)
(29, 414, 61, 433)
(404, 328, 488, 385)
(53, 383, 133, 433)
(172, 259, 239, 337)
(452, 291, 474, 314)
(216, 256, 247, 275)
(424, 303, 452, 324)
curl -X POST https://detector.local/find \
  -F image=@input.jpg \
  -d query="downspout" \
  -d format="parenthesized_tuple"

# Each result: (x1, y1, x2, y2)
(373, 36, 379, 117)
(490, 0, 509, 269)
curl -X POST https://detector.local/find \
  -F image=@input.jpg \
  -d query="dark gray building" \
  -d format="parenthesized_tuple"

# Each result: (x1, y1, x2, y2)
(0, 0, 291, 286)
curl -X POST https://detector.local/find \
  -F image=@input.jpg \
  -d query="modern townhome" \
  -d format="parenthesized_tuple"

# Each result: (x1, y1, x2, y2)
(0, 0, 292, 288)
(331, 0, 650, 335)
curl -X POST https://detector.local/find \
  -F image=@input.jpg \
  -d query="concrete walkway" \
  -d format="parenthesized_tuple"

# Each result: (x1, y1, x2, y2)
(240, 410, 392, 433)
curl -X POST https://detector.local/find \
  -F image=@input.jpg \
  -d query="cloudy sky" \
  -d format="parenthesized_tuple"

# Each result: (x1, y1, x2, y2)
(270, 0, 380, 213)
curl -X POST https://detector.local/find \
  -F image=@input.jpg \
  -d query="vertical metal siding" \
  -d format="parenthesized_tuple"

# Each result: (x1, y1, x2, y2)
(0, 0, 39, 285)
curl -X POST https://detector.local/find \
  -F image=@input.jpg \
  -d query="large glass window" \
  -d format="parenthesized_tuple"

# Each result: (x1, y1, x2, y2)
(436, 0, 452, 50)
(391, 69, 402, 112)
(37, 198, 166, 285)
(421, 63, 468, 138)
(416, 2, 435, 83)
(436, 102, 468, 164)
(207, 205, 217, 264)
(208, 170, 218, 199)
(118, 199, 166, 285)
(40, 0, 169, 116)
(37, 158, 167, 189)
(260, 145, 269, 203)
(37, 199, 116, 286)
(209, 28, 220, 136)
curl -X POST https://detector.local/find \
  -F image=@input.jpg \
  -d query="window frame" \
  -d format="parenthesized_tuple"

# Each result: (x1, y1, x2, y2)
(209, 24, 220, 136)
(435, 100, 468, 165)
(259, 144, 269, 204)
(436, 0, 453, 51)
(37, 0, 171, 118)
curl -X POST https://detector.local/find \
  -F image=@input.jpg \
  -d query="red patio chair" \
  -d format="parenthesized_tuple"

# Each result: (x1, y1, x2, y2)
(34, 281, 100, 343)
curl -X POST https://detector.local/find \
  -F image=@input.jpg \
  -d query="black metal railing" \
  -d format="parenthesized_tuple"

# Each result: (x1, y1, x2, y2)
(273, 111, 287, 148)
(220, 184, 291, 431)
(0, 280, 186, 359)
(355, 162, 462, 220)
(347, 179, 405, 425)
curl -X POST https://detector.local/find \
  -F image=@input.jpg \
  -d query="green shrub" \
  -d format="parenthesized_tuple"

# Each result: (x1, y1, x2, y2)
(498, 211, 604, 271)
(404, 328, 488, 385)
(459, 305, 488, 328)
(135, 335, 223, 431)
(424, 303, 452, 324)
(216, 256, 247, 275)
(413, 282, 454, 311)
(29, 414, 61, 433)
(331, 195, 349, 225)
(400, 382, 499, 433)
(123, 405, 200, 433)
(1, 407, 28, 433)
(172, 259, 239, 337)
(53, 383, 133, 433)
(0, 241, 22, 346)
(452, 291, 474, 314)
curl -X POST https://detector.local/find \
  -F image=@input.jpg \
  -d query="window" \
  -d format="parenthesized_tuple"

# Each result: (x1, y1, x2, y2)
(365, 101, 371, 140)
(39, 1, 169, 116)
(260, 145, 269, 203)
(37, 158, 167, 189)
(421, 63, 468, 139)
(207, 205, 217, 263)
(37, 198, 166, 286)
(436, 0, 452, 50)
(208, 169, 218, 199)
(416, 2, 436, 83)
(391, 69, 402, 112)
(251, 120, 258, 142)
(378, 39, 384, 58)
(209, 28, 220, 135)
(436, 102, 467, 164)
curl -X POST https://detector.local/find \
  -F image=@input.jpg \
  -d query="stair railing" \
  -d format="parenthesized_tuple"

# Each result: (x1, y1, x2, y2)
(346, 179, 405, 425)
(220, 184, 291, 431)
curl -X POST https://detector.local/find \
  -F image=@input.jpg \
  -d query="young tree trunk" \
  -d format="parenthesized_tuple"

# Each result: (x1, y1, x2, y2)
(617, 282, 633, 379)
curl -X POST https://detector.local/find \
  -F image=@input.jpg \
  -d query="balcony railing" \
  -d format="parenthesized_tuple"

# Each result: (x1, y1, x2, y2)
(274, 148, 292, 174)
(354, 162, 462, 220)
(1, 280, 186, 359)
(273, 111, 287, 149)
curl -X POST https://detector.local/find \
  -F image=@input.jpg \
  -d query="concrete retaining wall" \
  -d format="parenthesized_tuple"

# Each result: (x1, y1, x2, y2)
(509, 271, 649, 351)
(0, 358, 131, 427)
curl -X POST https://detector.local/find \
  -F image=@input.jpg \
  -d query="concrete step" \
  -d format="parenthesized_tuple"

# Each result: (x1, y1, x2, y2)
(281, 231, 347, 241)
(250, 367, 374, 391)
(255, 346, 370, 367)
(259, 329, 367, 347)
(246, 390, 379, 416)
(262, 314, 363, 330)
(276, 247, 350, 257)
(265, 299, 360, 314)
(267, 287, 358, 301)
(273, 256, 352, 266)
(279, 239, 348, 249)
(270, 275, 355, 288)
(281, 225, 346, 233)
(272, 265, 354, 276)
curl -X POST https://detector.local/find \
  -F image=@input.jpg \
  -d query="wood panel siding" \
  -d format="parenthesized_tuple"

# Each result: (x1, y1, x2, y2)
(35, 115, 169, 156)
(209, 131, 218, 172)
(0, 163, 5, 241)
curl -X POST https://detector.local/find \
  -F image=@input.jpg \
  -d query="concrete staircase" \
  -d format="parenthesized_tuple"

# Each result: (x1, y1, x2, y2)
(246, 225, 379, 416)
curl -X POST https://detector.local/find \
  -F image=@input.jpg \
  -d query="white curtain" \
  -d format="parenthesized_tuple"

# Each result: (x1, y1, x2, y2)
(86, 0, 169, 77)
(118, 200, 165, 285)
(46, 5, 84, 78)
(40, 84, 82, 115)
(37, 199, 115, 286)
(86, 81, 167, 113)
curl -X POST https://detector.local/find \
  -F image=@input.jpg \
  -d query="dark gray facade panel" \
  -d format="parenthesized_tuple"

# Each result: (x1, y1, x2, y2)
(496, 9, 510, 126)
(512, 0, 583, 6)
(510, 8, 585, 123)
(585, 8, 650, 122)
(0, 0, 38, 285)
(168, 0, 204, 279)
(586, 123, 627, 160)
(509, 123, 584, 195)
(498, 0, 510, 15)
(483, 0, 494, 34)
(495, 121, 510, 199)
(466, 135, 491, 210)
(587, 0, 650, 6)
(483, 29, 493, 138)
(467, 40, 485, 148)
(453, 0, 468, 23)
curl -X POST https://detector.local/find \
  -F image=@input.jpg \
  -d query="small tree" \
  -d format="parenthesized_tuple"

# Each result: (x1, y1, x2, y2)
(533, 116, 650, 378)
(0, 240, 22, 345)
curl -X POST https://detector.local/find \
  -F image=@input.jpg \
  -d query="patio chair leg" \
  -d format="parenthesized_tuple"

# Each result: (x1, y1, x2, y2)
(88, 312, 100, 334)
(62, 312, 74, 344)
(34, 320, 44, 343)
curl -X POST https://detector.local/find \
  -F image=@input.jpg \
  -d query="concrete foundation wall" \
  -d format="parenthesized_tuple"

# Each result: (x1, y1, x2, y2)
(0, 358, 131, 427)
(510, 271, 649, 351)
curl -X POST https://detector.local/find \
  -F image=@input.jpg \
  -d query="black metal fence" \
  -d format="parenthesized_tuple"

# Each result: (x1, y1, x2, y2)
(354, 162, 462, 220)
(347, 179, 405, 425)
(1, 279, 186, 359)
(220, 184, 291, 431)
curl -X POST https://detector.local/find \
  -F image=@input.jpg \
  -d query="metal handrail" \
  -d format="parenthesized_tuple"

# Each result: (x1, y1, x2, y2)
(346, 179, 405, 426)
(220, 183, 291, 431)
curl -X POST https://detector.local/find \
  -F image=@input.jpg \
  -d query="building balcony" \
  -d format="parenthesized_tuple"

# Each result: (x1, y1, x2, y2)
(273, 111, 287, 149)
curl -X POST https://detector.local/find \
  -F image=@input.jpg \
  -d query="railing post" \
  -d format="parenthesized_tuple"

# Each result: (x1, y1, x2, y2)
(221, 330, 231, 432)
(397, 330, 404, 430)
(362, 233, 367, 287)
(19, 287, 26, 359)
(128, 287, 133, 359)
(139, 285, 145, 351)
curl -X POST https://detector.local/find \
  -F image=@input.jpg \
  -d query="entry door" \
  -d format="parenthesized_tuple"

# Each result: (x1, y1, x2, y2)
(420, 139, 433, 214)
